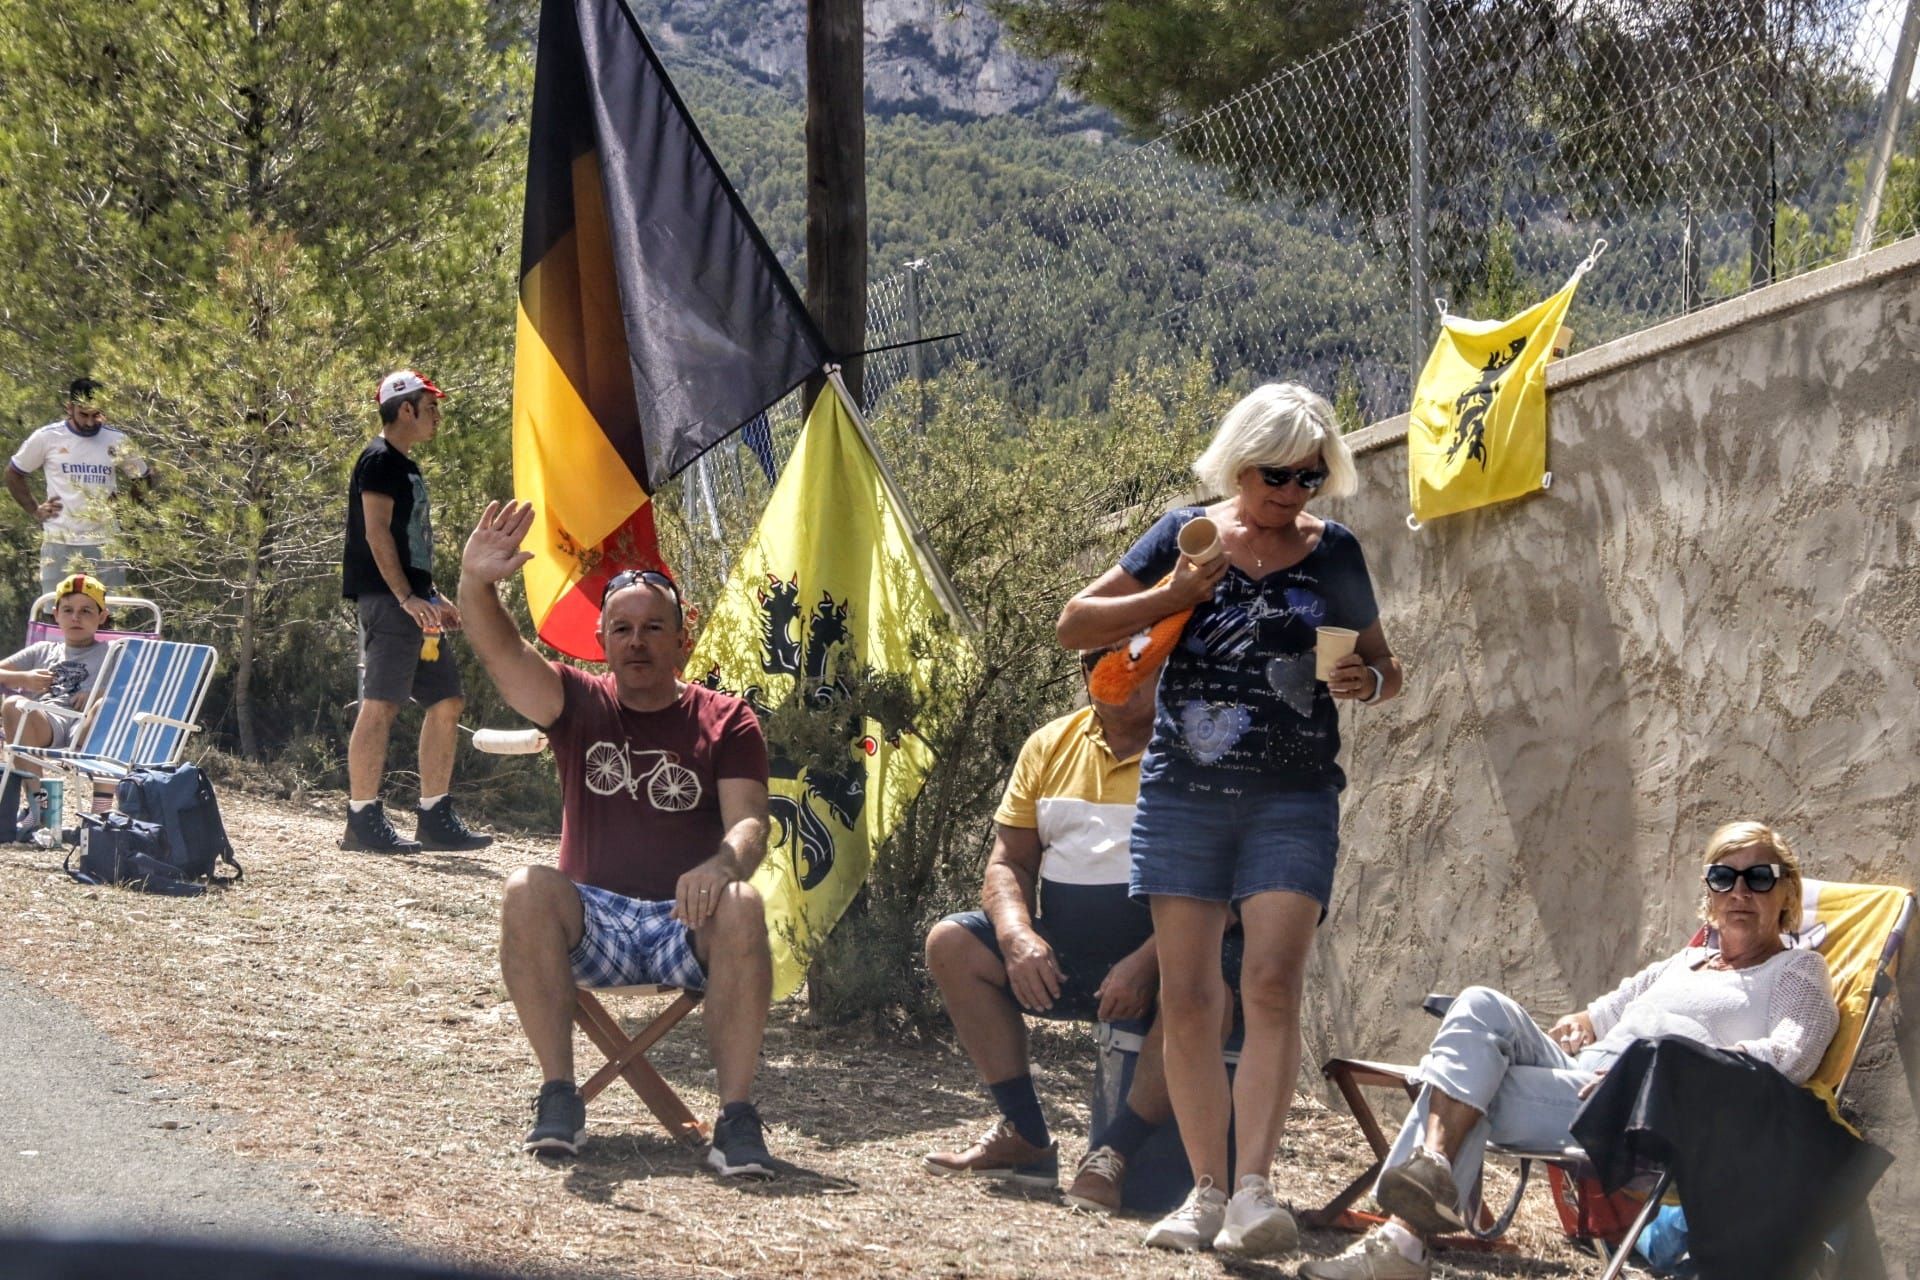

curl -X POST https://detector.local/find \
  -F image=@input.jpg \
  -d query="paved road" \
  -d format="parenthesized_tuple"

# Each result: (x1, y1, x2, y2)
(0, 965, 404, 1259)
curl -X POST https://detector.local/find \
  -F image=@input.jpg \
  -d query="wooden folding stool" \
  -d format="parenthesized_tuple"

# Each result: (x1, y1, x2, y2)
(572, 984, 708, 1148)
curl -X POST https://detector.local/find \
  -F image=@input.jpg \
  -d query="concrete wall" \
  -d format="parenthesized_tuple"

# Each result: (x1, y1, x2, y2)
(1308, 237, 1920, 1274)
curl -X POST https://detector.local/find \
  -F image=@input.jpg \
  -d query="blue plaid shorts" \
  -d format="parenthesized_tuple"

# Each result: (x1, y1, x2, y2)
(568, 883, 708, 990)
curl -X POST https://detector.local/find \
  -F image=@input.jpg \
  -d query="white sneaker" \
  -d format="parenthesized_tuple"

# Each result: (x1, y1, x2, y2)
(1297, 1229, 1430, 1279)
(1143, 1177, 1228, 1251)
(1215, 1173, 1299, 1256)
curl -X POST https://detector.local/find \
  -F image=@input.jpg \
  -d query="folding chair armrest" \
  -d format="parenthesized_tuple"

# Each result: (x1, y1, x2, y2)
(7, 746, 85, 765)
(131, 712, 200, 733)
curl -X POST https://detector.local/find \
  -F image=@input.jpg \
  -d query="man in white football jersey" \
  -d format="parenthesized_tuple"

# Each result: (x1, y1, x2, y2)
(7, 377, 151, 593)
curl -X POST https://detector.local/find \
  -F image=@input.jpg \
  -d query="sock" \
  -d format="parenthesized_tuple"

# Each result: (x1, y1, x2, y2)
(1417, 1143, 1453, 1173)
(349, 798, 376, 813)
(540, 1078, 577, 1095)
(418, 793, 447, 811)
(1380, 1219, 1426, 1261)
(987, 1074, 1050, 1149)
(720, 1100, 756, 1121)
(1091, 1103, 1157, 1160)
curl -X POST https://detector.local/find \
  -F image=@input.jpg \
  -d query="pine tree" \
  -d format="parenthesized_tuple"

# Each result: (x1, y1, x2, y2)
(0, 0, 528, 759)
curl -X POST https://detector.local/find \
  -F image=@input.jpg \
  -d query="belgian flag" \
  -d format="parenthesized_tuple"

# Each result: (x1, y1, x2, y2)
(514, 0, 830, 659)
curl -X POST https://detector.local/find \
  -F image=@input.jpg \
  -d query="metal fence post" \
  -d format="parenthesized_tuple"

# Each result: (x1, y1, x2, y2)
(1408, 0, 1431, 389)
(1852, 0, 1920, 258)
(905, 258, 927, 432)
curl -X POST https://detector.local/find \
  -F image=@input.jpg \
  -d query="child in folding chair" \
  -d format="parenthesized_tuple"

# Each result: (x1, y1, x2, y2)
(0, 572, 111, 836)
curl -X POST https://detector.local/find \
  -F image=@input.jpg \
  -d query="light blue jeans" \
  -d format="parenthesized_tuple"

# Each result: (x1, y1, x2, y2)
(1378, 985, 1609, 1218)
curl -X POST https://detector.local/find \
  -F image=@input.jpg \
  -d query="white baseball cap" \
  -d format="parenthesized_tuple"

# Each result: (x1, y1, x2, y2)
(376, 369, 446, 407)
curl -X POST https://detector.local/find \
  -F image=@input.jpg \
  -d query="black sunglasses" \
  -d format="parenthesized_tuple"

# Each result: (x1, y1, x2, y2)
(602, 567, 682, 622)
(1703, 862, 1785, 894)
(1257, 464, 1328, 492)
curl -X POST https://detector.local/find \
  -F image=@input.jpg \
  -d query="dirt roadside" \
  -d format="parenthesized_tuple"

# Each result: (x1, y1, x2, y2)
(0, 790, 1586, 1278)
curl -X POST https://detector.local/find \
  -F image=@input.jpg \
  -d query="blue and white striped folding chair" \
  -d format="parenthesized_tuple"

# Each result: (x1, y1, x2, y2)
(6, 639, 218, 824)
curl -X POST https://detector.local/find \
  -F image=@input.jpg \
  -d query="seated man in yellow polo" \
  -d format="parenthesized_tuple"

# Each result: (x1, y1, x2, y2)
(923, 648, 1175, 1212)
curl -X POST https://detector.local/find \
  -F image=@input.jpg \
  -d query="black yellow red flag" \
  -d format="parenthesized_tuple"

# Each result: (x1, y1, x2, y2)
(514, 0, 830, 659)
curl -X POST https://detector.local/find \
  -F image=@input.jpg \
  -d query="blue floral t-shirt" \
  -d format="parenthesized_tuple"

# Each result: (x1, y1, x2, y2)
(1118, 507, 1379, 792)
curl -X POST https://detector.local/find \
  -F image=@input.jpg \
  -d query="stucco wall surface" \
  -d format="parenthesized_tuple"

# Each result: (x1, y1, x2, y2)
(1307, 241, 1920, 1273)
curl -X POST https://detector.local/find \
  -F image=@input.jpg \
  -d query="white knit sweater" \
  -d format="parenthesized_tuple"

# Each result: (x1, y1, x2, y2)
(1584, 946, 1839, 1085)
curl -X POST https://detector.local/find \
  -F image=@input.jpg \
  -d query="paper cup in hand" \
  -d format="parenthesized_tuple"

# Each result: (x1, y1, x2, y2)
(1177, 516, 1223, 565)
(1315, 627, 1359, 681)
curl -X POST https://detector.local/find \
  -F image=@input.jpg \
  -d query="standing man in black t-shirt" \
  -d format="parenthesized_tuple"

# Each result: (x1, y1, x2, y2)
(340, 370, 491, 854)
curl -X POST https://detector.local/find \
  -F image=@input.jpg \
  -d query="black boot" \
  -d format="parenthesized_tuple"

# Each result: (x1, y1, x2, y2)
(415, 797, 492, 852)
(340, 801, 422, 854)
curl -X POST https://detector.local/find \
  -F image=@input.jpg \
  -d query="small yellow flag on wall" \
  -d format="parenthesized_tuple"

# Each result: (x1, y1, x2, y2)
(1406, 249, 1599, 523)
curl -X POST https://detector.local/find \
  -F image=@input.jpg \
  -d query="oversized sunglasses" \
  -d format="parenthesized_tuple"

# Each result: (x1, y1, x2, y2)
(1257, 464, 1328, 492)
(602, 567, 682, 622)
(1703, 862, 1784, 894)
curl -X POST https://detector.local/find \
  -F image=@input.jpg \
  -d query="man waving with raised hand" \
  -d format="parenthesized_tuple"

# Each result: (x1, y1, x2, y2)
(458, 500, 777, 1176)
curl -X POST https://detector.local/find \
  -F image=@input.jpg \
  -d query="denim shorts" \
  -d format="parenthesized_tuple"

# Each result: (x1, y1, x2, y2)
(569, 883, 708, 991)
(1129, 781, 1339, 916)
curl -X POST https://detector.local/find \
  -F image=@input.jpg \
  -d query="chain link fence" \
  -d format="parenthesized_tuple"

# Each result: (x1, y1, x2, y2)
(849, 0, 1919, 432)
(674, 0, 1919, 580)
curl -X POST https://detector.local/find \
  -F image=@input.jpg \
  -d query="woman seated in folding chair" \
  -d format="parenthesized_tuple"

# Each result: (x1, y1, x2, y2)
(0, 573, 112, 835)
(1302, 821, 1840, 1280)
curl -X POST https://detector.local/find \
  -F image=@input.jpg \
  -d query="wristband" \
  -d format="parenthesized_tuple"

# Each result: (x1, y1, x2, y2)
(1359, 664, 1384, 705)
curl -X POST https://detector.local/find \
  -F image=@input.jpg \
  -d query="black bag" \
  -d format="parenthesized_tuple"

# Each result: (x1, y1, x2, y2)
(114, 762, 240, 882)
(64, 812, 207, 896)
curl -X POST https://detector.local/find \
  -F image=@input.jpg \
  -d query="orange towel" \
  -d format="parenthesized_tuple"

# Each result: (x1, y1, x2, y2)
(1088, 574, 1187, 702)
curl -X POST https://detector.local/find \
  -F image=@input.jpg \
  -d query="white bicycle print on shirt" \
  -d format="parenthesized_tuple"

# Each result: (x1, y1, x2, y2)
(582, 741, 702, 811)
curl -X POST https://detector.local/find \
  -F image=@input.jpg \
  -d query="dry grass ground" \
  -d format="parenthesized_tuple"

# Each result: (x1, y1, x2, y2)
(0, 792, 1593, 1279)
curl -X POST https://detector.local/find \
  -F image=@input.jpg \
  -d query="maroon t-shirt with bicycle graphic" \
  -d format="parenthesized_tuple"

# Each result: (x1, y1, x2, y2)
(545, 663, 769, 902)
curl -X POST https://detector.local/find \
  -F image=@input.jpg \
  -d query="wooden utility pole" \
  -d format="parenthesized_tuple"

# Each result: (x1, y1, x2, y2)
(805, 0, 867, 412)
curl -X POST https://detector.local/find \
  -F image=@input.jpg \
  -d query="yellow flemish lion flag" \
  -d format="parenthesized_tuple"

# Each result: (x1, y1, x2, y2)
(689, 379, 972, 999)
(1406, 255, 1595, 523)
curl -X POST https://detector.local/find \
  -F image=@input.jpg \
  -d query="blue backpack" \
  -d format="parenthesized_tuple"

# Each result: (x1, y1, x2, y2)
(114, 763, 241, 883)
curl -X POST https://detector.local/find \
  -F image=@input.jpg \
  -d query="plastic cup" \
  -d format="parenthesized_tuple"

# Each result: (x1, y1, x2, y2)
(1315, 627, 1359, 681)
(1177, 516, 1223, 565)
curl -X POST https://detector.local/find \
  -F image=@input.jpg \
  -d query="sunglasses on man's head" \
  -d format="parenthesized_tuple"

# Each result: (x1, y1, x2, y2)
(1704, 862, 1784, 894)
(602, 567, 682, 618)
(1257, 464, 1328, 492)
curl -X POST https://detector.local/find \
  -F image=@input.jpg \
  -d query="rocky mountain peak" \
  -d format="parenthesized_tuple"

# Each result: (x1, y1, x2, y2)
(645, 0, 1063, 118)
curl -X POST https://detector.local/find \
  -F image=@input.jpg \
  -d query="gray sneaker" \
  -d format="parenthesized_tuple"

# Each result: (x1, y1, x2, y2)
(1215, 1173, 1299, 1256)
(1374, 1148, 1463, 1237)
(1298, 1229, 1431, 1279)
(523, 1081, 586, 1155)
(1143, 1177, 1228, 1251)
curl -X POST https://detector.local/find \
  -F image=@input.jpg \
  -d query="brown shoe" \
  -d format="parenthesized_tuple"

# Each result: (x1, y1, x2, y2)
(1064, 1144, 1126, 1213)
(922, 1117, 1059, 1190)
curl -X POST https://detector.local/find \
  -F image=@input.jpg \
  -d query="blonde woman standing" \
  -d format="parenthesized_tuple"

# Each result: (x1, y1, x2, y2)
(1059, 383, 1402, 1256)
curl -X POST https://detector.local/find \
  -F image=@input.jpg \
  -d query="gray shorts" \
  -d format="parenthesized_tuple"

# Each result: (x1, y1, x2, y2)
(32, 703, 80, 750)
(41, 543, 126, 595)
(355, 594, 463, 708)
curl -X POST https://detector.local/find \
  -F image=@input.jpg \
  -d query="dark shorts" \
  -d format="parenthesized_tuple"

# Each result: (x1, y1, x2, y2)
(944, 908, 1243, 1023)
(1130, 781, 1339, 919)
(356, 594, 463, 708)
